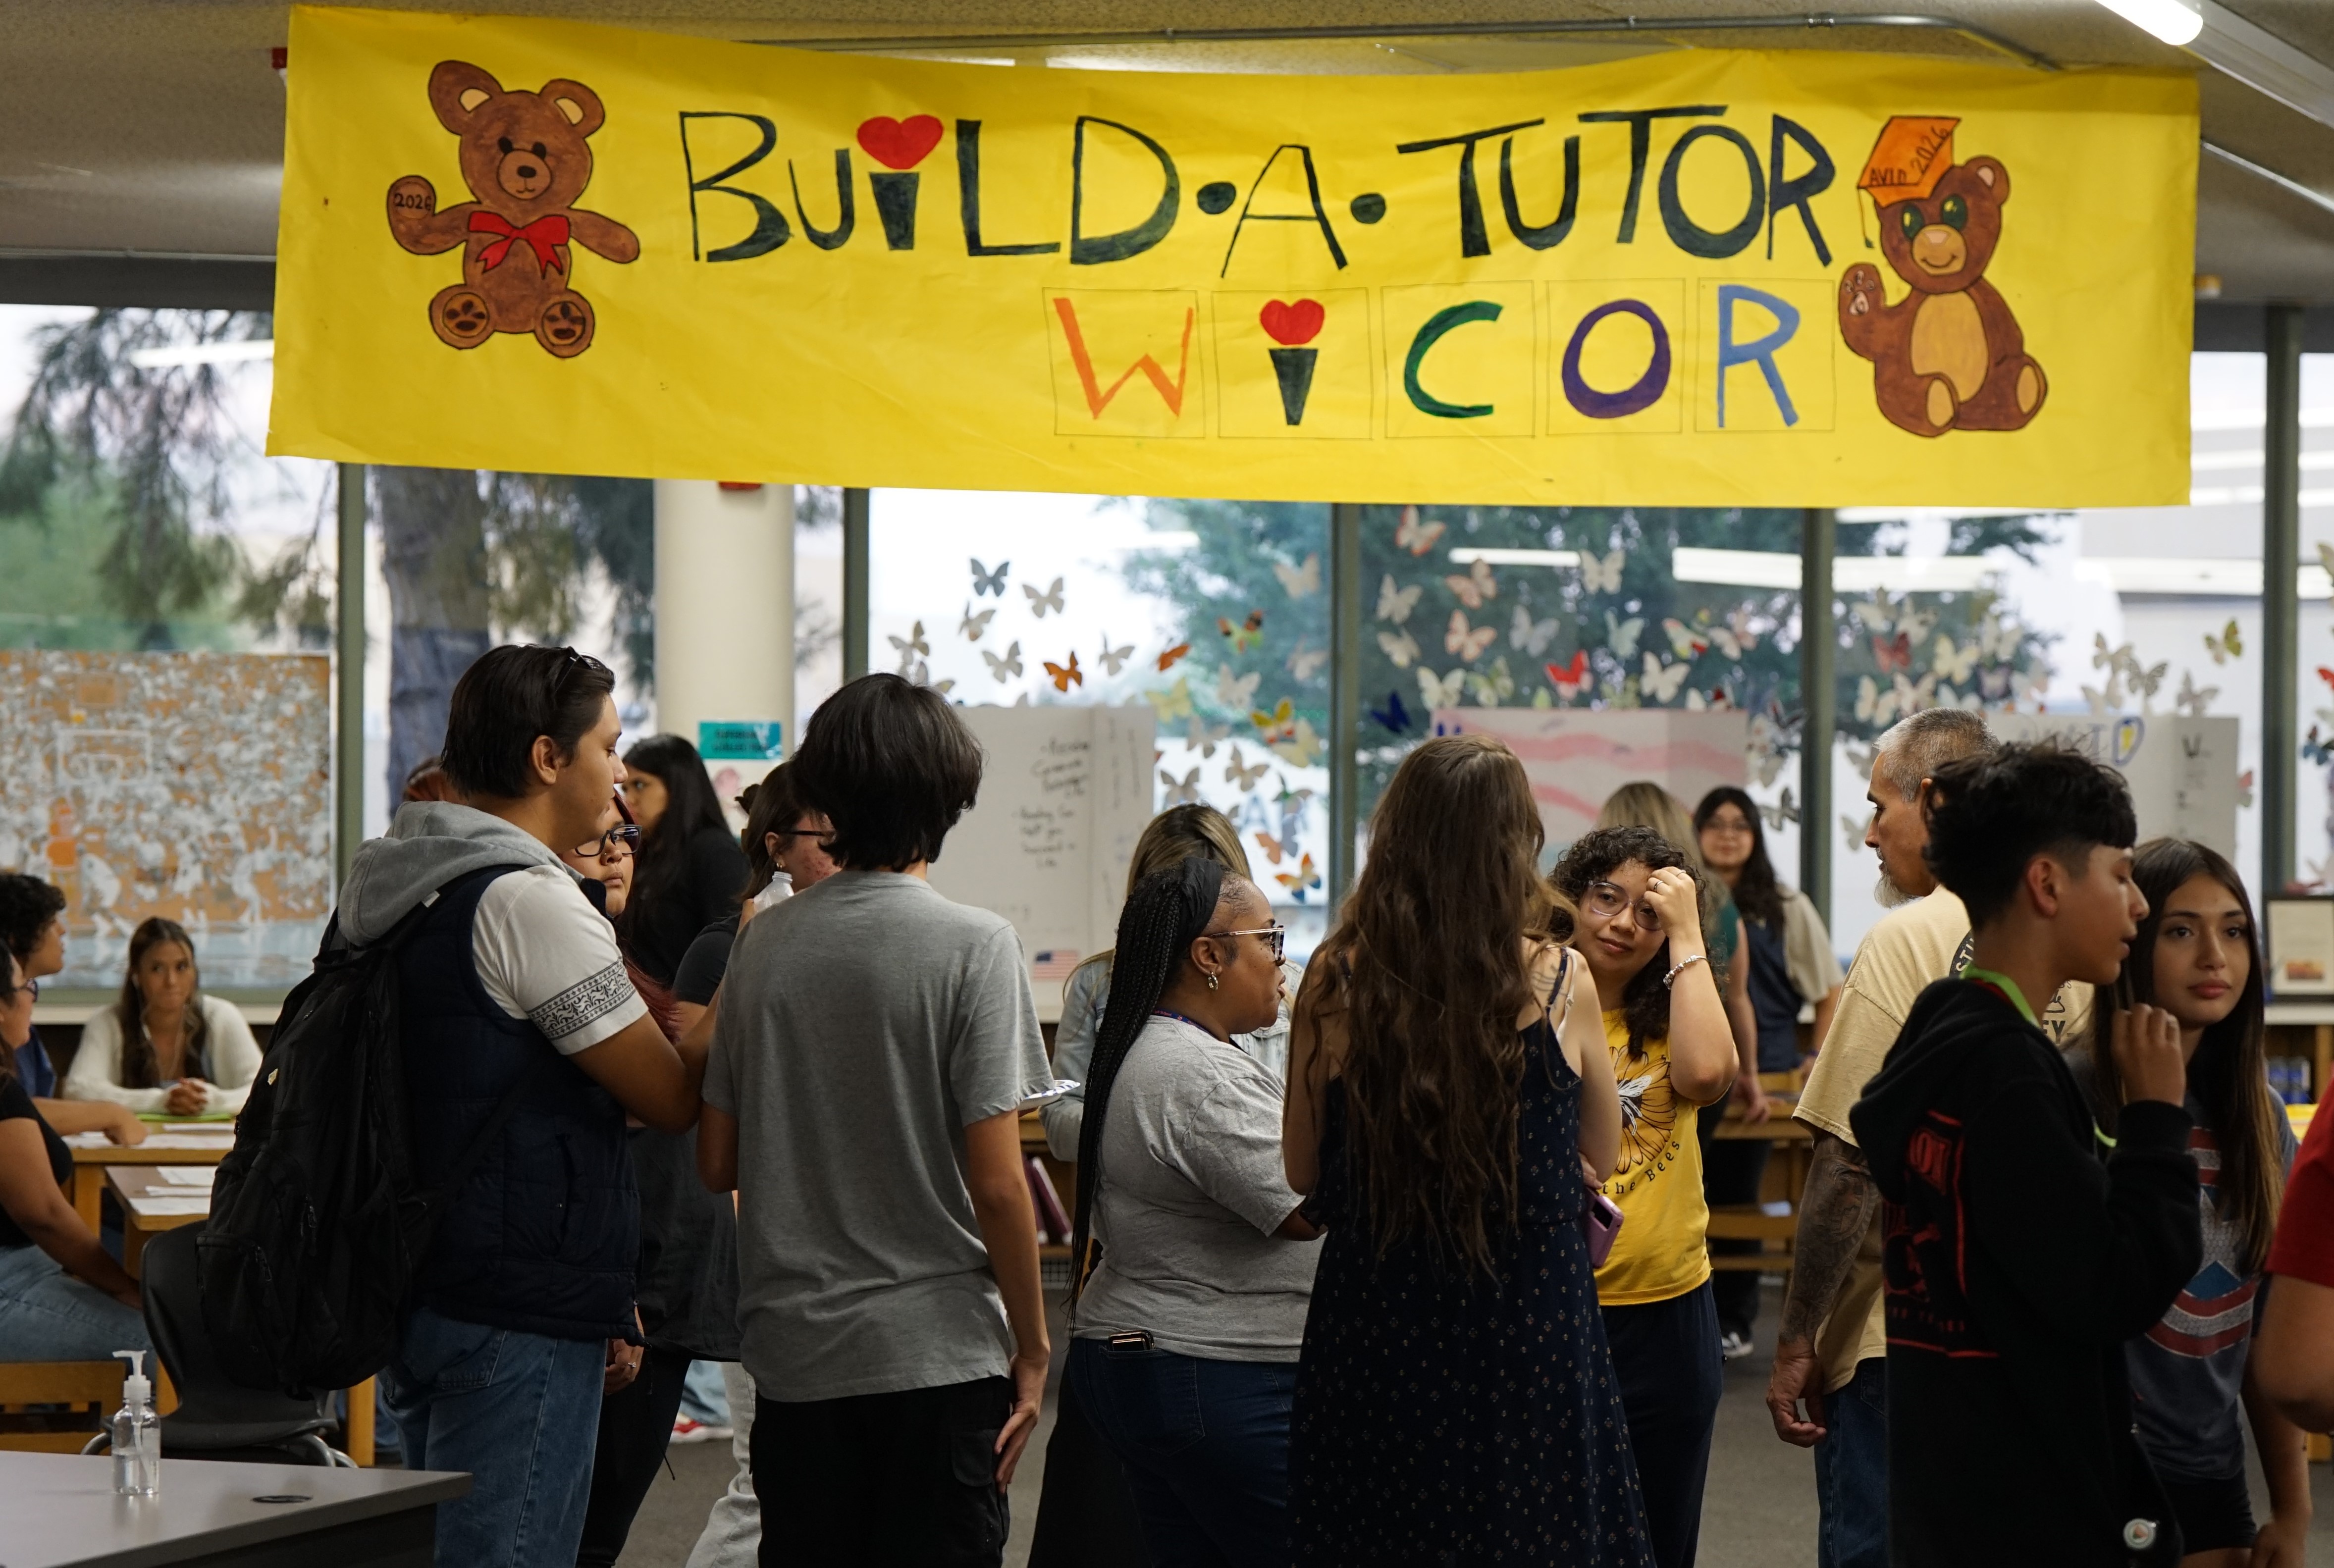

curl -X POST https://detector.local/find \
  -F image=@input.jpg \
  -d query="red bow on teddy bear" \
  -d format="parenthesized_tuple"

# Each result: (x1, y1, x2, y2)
(467, 211, 571, 275)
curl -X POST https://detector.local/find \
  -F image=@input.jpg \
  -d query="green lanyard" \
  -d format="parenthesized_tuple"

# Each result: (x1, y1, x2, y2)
(1963, 965, 2118, 1151)
(1959, 964, 2038, 1028)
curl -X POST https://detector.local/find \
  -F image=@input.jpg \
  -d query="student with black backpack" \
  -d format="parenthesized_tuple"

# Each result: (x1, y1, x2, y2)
(322, 646, 705, 1568)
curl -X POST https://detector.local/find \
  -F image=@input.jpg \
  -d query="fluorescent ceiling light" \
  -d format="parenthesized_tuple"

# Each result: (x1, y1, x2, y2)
(1093, 529, 1197, 551)
(127, 339, 273, 369)
(2075, 558, 2333, 596)
(1675, 548, 2000, 593)
(2091, 0, 2203, 46)
(1446, 547, 1580, 567)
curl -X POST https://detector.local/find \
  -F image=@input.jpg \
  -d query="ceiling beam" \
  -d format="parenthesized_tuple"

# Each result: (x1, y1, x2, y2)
(763, 12, 2056, 70)
(2196, 2, 2334, 132)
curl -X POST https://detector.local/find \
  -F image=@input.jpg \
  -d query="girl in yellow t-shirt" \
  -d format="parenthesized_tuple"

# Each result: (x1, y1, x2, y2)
(1552, 824, 1739, 1568)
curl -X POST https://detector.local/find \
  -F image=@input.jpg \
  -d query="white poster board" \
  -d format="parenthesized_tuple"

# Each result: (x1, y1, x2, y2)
(1989, 713, 2240, 860)
(927, 705, 1157, 979)
(1429, 708, 1750, 849)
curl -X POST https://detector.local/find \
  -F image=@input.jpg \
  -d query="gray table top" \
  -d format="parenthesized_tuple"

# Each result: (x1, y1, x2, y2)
(0, 1452, 469, 1567)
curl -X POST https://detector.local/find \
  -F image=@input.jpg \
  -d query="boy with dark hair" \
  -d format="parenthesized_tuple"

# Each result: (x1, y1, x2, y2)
(1849, 743, 2201, 1567)
(699, 674, 1054, 1567)
(337, 643, 706, 1568)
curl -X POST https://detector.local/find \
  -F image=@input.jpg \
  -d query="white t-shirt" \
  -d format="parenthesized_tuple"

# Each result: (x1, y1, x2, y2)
(469, 864, 647, 1054)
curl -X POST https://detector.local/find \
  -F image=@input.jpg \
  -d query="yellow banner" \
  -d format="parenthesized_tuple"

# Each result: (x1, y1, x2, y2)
(270, 7, 2196, 506)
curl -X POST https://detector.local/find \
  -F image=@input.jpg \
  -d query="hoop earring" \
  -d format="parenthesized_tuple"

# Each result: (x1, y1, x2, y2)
(1207, 972, 1220, 991)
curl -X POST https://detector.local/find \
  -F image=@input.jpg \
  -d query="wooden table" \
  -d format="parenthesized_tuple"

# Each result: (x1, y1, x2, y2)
(0, 1450, 465, 1567)
(94, 1164, 376, 1467)
(70, 1138, 233, 1230)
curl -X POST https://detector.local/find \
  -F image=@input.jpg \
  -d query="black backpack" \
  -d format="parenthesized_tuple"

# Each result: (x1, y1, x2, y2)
(199, 883, 538, 1394)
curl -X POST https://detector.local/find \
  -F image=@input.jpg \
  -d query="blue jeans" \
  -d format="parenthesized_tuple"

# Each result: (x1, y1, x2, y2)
(379, 1306, 605, 1568)
(1812, 1357, 1888, 1568)
(0, 1243, 149, 1359)
(1068, 1338, 1296, 1568)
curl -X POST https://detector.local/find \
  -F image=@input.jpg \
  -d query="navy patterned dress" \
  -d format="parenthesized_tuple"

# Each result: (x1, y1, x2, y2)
(1290, 1015, 1653, 1566)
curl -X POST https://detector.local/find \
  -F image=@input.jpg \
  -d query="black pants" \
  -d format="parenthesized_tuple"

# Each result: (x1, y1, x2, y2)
(1602, 1282, 1723, 1568)
(576, 1345, 691, 1568)
(751, 1375, 1012, 1567)
(1028, 1366, 1150, 1568)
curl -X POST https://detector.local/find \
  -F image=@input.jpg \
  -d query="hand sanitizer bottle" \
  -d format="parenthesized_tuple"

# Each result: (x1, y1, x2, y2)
(111, 1350, 160, 1498)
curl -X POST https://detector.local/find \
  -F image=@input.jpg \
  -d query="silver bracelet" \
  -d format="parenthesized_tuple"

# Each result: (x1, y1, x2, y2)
(1662, 953, 1707, 990)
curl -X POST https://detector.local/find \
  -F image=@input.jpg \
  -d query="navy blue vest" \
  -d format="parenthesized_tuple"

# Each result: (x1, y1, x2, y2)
(399, 865, 637, 1341)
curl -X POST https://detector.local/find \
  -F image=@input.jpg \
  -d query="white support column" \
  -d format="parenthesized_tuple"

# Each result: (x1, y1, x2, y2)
(653, 480, 795, 771)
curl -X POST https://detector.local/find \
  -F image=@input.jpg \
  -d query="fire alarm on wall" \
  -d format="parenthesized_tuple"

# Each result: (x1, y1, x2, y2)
(717, 482, 763, 492)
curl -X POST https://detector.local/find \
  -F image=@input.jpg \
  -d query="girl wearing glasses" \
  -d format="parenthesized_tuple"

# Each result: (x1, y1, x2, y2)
(1549, 825, 1739, 1568)
(1065, 858, 1320, 1568)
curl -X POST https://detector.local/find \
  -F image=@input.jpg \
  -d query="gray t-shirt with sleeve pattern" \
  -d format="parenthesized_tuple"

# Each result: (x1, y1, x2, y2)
(703, 870, 1054, 1402)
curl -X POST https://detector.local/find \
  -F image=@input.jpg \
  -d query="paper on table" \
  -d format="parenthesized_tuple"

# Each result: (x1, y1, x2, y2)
(127, 1195, 212, 1217)
(158, 1167, 216, 1187)
(138, 1134, 237, 1150)
(63, 1132, 112, 1149)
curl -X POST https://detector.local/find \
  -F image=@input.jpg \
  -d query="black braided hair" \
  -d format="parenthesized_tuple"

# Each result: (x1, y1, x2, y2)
(1068, 856, 1229, 1299)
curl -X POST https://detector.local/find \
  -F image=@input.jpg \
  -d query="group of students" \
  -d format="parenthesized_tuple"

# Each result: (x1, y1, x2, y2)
(1760, 707, 2328, 1568)
(7, 648, 2334, 1568)
(0, 880, 269, 1361)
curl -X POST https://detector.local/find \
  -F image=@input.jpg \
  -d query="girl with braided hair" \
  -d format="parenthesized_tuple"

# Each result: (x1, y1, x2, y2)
(1284, 734, 1649, 1567)
(1064, 857, 1321, 1568)
(1032, 803, 1293, 1568)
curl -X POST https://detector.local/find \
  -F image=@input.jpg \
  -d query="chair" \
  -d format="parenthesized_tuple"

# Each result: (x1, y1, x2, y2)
(81, 1225, 352, 1467)
(0, 1360, 122, 1453)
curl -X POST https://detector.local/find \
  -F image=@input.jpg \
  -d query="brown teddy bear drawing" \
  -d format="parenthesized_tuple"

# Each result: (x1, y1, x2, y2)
(386, 61, 637, 358)
(1839, 117, 2045, 437)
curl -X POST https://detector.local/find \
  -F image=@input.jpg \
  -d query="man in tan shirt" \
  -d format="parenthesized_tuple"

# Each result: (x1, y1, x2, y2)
(1762, 710, 2090, 1568)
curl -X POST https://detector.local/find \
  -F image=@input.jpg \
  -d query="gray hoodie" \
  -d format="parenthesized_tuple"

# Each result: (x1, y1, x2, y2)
(337, 801, 576, 944)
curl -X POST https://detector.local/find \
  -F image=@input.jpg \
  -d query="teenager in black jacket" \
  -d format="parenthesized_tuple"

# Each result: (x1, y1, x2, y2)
(1848, 743, 2201, 1568)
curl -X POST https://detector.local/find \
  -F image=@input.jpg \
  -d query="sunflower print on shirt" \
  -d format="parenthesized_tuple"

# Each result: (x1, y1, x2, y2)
(1608, 1043, 1683, 1195)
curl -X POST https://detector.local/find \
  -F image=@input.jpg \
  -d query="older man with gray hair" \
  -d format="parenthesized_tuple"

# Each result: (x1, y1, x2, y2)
(1761, 709, 2092, 1568)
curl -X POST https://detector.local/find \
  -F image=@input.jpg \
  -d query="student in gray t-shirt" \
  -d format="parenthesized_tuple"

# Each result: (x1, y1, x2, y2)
(698, 675, 1055, 1568)
(1065, 856, 1322, 1568)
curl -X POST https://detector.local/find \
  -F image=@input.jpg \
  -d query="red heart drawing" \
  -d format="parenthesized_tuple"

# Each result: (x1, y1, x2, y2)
(1259, 299, 1326, 347)
(856, 115, 944, 171)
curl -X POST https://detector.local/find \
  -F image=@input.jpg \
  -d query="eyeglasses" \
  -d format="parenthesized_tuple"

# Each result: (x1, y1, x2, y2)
(1584, 881, 1662, 933)
(576, 824, 640, 859)
(2, 978, 36, 1003)
(1203, 924, 1286, 963)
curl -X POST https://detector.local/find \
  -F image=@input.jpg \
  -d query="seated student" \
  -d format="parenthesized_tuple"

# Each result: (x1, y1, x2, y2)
(64, 917, 262, 1116)
(0, 874, 142, 1145)
(0, 947, 148, 1359)
(1067, 859, 1320, 1568)
(1849, 744, 2202, 1568)
(698, 673, 1055, 1568)
(335, 644, 708, 1568)
(2069, 840, 2309, 1568)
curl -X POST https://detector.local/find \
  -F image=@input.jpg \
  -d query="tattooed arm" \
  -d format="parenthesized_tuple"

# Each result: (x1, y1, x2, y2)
(1766, 1130, 1880, 1446)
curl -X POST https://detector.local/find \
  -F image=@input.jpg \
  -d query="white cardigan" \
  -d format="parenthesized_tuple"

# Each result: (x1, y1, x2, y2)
(62, 994, 263, 1115)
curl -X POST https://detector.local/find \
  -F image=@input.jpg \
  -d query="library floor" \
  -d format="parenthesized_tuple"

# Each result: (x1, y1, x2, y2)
(612, 1282, 2334, 1566)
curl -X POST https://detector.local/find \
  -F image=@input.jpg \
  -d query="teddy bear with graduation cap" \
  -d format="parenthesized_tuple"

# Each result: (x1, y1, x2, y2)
(1838, 116, 2047, 438)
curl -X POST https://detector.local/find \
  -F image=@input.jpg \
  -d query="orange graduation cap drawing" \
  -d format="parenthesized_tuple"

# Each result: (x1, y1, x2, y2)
(1837, 115, 2047, 437)
(1854, 115, 1960, 244)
